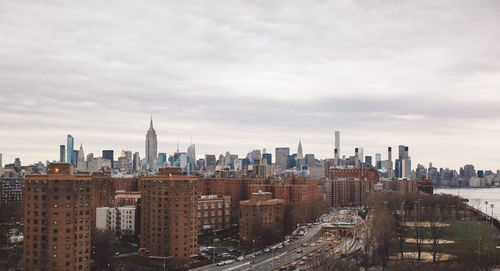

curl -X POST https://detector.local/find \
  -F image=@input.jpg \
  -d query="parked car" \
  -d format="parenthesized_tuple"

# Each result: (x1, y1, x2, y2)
(237, 256, 244, 261)
(264, 247, 270, 253)
(217, 261, 226, 266)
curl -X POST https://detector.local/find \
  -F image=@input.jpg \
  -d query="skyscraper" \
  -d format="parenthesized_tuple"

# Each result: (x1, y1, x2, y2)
(0, 153, 2, 168)
(388, 147, 393, 179)
(145, 116, 158, 170)
(102, 150, 114, 168)
(133, 152, 140, 172)
(77, 144, 86, 171)
(262, 153, 272, 165)
(66, 134, 74, 166)
(187, 144, 196, 172)
(157, 152, 167, 166)
(297, 140, 303, 159)
(59, 145, 65, 162)
(335, 131, 340, 155)
(375, 153, 381, 169)
(275, 147, 290, 171)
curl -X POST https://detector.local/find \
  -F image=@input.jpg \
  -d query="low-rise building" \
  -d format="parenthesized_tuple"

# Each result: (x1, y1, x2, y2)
(197, 195, 231, 232)
(96, 206, 137, 235)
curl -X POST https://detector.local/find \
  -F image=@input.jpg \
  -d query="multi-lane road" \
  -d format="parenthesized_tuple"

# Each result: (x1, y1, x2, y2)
(196, 209, 366, 271)
(198, 227, 320, 271)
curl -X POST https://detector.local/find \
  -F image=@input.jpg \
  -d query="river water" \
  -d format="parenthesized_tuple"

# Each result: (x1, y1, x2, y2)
(434, 188, 500, 220)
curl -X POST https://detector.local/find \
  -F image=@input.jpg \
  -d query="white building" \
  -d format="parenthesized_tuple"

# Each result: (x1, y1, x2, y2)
(96, 206, 136, 235)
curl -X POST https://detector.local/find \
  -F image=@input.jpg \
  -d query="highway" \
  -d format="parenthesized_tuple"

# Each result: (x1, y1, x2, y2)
(199, 227, 320, 271)
(196, 209, 366, 271)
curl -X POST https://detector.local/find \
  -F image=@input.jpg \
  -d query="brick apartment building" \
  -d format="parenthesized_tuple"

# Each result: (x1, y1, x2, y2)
(23, 163, 92, 271)
(1, 170, 23, 203)
(325, 177, 367, 208)
(327, 168, 379, 192)
(197, 195, 231, 233)
(198, 178, 250, 224)
(239, 191, 284, 245)
(139, 169, 198, 265)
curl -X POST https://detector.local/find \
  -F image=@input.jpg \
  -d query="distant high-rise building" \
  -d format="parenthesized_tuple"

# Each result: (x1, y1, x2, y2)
(354, 148, 360, 168)
(124, 150, 133, 167)
(72, 150, 78, 167)
(187, 144, 196, 172)
(297, 140, 303, 160)
(275, 147, 290, 171)
(157, 152, 167, 166)
(388, 147, 393, 179)
(0, 153, 2, 168)
(247, 150, 261, 163)
(59, 145, 65, 162)
(145, 116, 158, 170)
(463, 164, 476, 179)
(375, 153, 381, 169)
(334, 148, 339, 167)
(102, 150, 114, 168)
(358, 147, 364, 163)
(133, 152, 140, 172)
(335, 131, 340, 155)
(262, 153, 272, 165)
(205, 154, 216, 171)
(365, 156, 372, 167)
(77, 144, 86, 171)
(66, 134, 74, 166)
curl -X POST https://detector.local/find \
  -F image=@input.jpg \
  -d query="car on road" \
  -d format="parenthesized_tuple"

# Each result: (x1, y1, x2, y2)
(296, 249, 303, 253)
(317, 239, 322, 243)
(237, 256, 244, 261)
(224, 259, 235, 265)
(255, 251, 262, 256)
(299, 261, 306, 266)
(302, 243, 308, 247)
(277, 244, 284, 249)
(217, 261, 225, 266)
(301, 256, 308, 261)
(264, 247, 270, 253)
(310, 243, 316, 247)
(280, 266, 288, 270)
(316, 249, 321, 254)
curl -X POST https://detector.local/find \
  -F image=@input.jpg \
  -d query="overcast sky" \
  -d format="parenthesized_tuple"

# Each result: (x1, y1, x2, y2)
(1, 0, 500, 170)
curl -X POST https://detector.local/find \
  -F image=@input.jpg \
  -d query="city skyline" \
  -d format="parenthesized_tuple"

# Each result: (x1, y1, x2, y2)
(0, 118, 496, 172)
(1, 0, 500, 170)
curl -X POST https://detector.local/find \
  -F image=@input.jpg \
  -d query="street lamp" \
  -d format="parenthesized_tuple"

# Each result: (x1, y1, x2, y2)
(485, 201, 488, 220)
(491, 204, 495, 228)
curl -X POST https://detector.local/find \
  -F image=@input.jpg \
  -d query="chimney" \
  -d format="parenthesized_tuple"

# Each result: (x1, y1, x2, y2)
(388, 147, 393, 179)
(355, 148, 360, 169)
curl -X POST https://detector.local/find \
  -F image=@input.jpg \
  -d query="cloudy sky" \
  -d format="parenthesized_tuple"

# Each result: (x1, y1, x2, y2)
(1, 0, 500, 170)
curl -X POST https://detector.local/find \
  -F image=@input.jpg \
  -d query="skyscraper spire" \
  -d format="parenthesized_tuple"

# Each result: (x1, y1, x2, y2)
(297, 139, 303, 159)
(150, 112, 153, 129)
(145, 115, 158, 170)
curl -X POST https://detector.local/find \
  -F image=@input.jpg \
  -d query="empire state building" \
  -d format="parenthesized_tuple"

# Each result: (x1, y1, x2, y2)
(145, 116, 158, 169)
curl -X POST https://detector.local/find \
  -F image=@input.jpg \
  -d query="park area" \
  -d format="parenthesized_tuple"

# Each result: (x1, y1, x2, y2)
(364, 192, 500, 270)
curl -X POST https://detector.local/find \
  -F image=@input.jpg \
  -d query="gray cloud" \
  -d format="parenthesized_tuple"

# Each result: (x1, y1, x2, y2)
(1, 0, 500, 170)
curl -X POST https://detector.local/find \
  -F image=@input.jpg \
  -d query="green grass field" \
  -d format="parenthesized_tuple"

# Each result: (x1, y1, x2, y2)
(390, 219, 500, 267)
